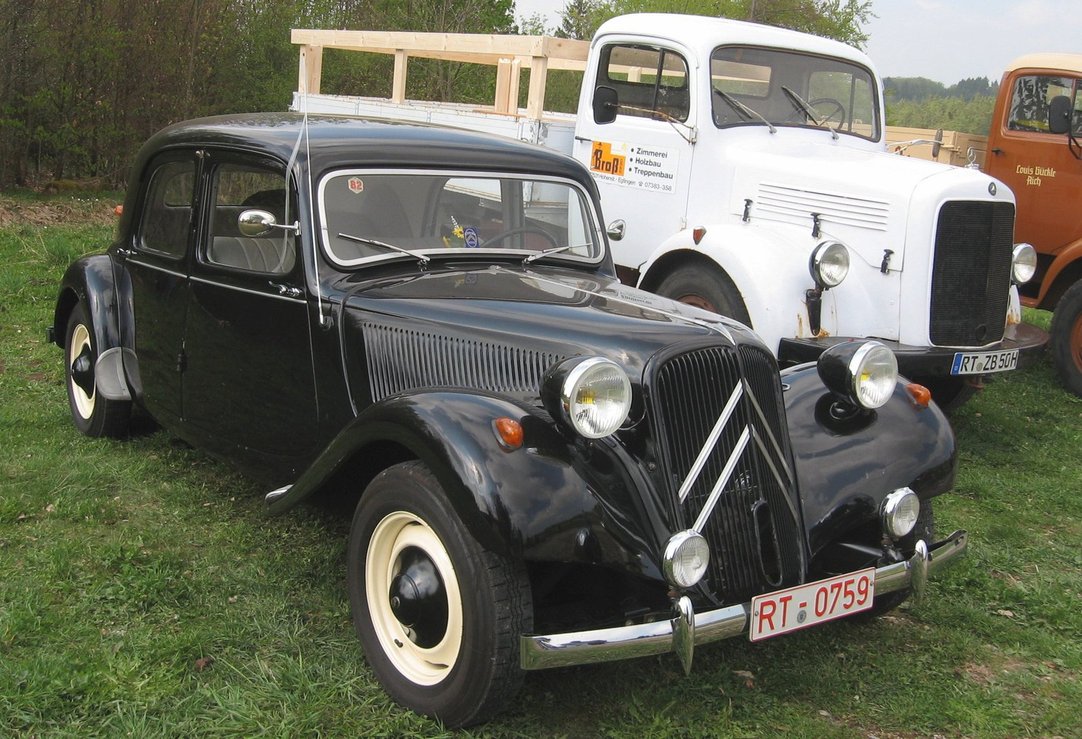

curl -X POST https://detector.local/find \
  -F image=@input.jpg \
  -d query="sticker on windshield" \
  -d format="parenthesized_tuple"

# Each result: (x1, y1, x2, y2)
(464, 226, 480, 248)
(589, 140, 678, 194)
(347, 177, 364, 194)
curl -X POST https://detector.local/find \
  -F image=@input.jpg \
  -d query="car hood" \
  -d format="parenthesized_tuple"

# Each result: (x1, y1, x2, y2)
(336, 263, 758, 404)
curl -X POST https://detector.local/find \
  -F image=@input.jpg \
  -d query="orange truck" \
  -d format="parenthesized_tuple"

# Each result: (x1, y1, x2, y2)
(984, 54, 1082, 395)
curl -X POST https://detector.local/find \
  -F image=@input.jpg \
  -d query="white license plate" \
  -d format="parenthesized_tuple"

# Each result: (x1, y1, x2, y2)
(749, 568, 875, 641)
(950, 348, 1018, 375)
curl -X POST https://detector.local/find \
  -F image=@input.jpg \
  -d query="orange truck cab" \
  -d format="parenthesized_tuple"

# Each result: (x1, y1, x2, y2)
(985, 54, 1082, 395)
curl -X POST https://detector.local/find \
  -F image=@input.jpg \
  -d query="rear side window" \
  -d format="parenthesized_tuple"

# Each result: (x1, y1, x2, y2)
(1007, 75, 1082, 134)
(138, 159, 196, 258)
(597, 44, 690, 122)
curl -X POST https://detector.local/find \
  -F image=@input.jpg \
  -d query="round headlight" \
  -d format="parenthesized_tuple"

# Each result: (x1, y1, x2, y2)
(809, 241, 850, 289)
(558, 357, 632, 439)
(1011, 242, 1037, 284)
(882, 487, 921, 539)
(663, 530, 710, 588)
(818, 340, 898, 410)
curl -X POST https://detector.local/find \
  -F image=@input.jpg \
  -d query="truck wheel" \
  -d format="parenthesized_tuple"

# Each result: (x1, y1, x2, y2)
(64, 302, 131, 437)
(348, 461, 532, 727)
(656, 265, 752, 327)
(1050, 280, 1082, 397)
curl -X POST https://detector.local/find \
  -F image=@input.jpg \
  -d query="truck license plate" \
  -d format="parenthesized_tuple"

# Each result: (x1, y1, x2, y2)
(950, 348, 1019, 376)
(749, 568, 875, 641)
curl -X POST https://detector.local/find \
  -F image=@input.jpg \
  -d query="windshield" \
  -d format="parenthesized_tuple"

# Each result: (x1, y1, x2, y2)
(710, 46, 879, 140)
(318, 170, 604, 267)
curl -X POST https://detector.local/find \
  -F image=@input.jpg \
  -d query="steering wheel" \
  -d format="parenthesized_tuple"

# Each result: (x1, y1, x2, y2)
(808, 97, 847, 127)
(481, 227, 559, 250)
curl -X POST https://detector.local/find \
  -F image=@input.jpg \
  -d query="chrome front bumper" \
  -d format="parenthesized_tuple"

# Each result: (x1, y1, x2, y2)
(520, 530, 967, 671)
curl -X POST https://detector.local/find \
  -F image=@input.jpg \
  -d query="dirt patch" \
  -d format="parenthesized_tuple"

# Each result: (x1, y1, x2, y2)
(0, 194, 122, 228)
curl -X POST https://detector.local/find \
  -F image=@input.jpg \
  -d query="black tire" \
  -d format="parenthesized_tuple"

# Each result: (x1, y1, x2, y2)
(1050, 280, 1082, 397)
(348, 461, 532, 727)
(64, 302, 131, 437)
(656, 264, 752, 327)
(863, 500, 936, 618)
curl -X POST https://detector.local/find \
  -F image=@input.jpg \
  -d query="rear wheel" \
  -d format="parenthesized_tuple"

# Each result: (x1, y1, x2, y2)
(1050, 280, 1082, 397)
(348, 461, 532, 727)
(64, 302, 131, 437)
(656, 264, 752, 327)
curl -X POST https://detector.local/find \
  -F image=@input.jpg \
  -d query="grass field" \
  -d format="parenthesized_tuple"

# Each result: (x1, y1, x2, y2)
(1, 194, 1080, 737)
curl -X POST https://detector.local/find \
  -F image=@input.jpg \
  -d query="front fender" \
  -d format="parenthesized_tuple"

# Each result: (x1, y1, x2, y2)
(781, 363, 957, 558)
(267, 390, 652, 574)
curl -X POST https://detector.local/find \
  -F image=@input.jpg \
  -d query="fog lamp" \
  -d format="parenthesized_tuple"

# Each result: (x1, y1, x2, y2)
(663, 530, 710, 588)
(1011, 243, 1037, 284)
(882, 487, 921, 539)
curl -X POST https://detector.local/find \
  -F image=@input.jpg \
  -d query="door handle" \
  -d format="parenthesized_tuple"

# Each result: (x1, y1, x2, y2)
(271, 283, 303, 299)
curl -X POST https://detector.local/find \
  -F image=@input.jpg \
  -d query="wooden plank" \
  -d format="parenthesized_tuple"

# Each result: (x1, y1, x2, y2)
(392, 50, 407, 104)
(298, 44, 323, 95)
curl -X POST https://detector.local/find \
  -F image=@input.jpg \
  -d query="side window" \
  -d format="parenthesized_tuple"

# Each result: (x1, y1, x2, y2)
(205, 163, 296, 275)
(598, 44, 690, 122)
(138, 159, 196, 258)
(1007, 75, 1075, 132)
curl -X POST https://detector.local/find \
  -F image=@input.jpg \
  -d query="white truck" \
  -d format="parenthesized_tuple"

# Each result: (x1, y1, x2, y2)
(290, 13, 1046, 405)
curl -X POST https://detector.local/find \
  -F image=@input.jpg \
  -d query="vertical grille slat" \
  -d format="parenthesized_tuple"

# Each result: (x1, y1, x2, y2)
(652, 345, 802, 604)
(930, 201, 1015, 346)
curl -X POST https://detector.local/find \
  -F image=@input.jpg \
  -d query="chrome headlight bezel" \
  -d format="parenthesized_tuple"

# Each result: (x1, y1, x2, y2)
(663, 530, 710, 588)
(809, 240, 850, 289)
(542, 356, 632, 439)
(882, 487, 921, 539)
(818, 340, 899, 410)
(1011, 242, 1037, 284)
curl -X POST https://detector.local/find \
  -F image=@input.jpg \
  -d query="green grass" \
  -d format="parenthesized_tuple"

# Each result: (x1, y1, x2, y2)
(1, 195, 1080, 737)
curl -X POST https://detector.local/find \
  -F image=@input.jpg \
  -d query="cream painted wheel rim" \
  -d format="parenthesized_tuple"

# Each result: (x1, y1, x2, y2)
(365, 511, 463, 686)
(69, 322, 95, 420)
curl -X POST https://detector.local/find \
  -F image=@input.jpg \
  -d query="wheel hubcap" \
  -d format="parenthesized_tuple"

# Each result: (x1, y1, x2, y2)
(68, 323, 96, 419)
(388, 547, 448, 648)
(676, 293, 715, 312)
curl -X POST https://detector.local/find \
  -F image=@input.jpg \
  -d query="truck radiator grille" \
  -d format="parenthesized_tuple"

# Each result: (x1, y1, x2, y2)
(363, 323, 563, 401)
(651, 344, 803, 605)
(929, 201, 1015, 346)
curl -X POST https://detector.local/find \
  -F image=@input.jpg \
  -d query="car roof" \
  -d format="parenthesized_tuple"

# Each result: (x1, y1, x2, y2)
(135, 112, 597, 189)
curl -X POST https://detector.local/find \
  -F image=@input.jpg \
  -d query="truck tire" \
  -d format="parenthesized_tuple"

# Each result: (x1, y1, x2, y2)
(656, 265, 752, 327)
(1050, 279, 1082, 397)
(348, 461, 532, 728)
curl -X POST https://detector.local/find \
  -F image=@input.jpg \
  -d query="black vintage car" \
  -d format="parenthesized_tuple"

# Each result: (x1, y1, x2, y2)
(52, 113, 966, 727)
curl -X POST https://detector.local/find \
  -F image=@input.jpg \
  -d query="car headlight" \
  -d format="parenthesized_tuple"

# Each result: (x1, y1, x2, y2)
(1011, 243, 1037, 284)
(543, 357, 632, 439)
(663, 530, 710, 588)
(882, 487, 921, 539)
(817, 340, 898, 410)
(809, 240, 850, 289)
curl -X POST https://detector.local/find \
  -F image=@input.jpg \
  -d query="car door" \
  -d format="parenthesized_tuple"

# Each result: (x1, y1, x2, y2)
(181, 152, 319, 463)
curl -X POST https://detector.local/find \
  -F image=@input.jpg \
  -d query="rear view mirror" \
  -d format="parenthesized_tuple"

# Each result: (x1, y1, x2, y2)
(1048, 95, 1072, 135)
(593, 86, 618, 125)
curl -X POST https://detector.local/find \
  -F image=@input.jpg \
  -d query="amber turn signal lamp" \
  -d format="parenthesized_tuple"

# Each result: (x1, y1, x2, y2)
(906, 382, 931, 408)
(493, 417, 524, 450)
(692, 227, 707, 245)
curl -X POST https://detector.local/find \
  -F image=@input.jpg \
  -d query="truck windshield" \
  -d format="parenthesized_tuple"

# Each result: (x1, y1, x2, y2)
(710, 46, 879, 141)
(318, 171, 603, 267)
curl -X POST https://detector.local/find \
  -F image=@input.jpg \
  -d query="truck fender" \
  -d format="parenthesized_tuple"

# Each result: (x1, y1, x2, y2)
(636, 227, 832, 351)
(780, 362, 957, 559)
(267, 390, 654, 574)
(1035, 235, 1082, 309)
(53, 255, 131, 401)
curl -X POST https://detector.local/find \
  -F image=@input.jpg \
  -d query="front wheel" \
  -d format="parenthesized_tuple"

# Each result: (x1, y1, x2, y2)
(348, 461, 532, 727)
(1050, 280, 1082, 397)
(64, 302, 131, 437)
(655, 264, 752, 327)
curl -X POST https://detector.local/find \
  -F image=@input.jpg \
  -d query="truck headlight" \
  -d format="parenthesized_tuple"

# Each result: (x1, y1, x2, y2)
(818, 340, 898, 410)
(543, 357, 631, 439)
(882, 487, 921, 539)
(1011, 243, 1037, 284)
(809, 241, 849, 289)
(663, 530, 710, 588)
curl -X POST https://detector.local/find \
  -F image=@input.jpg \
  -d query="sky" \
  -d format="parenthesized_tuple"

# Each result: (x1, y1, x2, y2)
(513, 0, 1082, 85)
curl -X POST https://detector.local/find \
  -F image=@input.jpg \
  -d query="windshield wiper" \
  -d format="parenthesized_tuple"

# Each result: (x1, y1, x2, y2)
(522, 243, 589, 265)
(714, 89, 776, 134)
(337, 232, 430, 266)
(781, 86, 839, 140)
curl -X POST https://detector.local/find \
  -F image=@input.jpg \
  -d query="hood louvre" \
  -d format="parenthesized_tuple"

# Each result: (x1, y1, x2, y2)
(756, 183, 890, 232)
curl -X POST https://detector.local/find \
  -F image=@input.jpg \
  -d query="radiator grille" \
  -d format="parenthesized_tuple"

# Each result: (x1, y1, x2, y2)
(363, 323, 563, 401)
(651, 345, 803, 604)
(929, 201, 1015, 346)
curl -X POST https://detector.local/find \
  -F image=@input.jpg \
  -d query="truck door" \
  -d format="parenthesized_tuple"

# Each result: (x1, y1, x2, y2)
(986, 71, 1082, 266)
(573, 40, 695, 281)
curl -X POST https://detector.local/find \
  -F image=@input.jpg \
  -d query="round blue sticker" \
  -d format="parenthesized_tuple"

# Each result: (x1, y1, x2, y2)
(464, 227, 479, 249)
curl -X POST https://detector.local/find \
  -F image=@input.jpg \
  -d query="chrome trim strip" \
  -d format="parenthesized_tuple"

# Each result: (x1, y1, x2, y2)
(742, 380, 793, 484)
(190, 275, 307, 303)
(520, 530, 967, 671)
(677, 382, 743, 503)
(692, 425, 751, 533)
(126, 258, 187, 279)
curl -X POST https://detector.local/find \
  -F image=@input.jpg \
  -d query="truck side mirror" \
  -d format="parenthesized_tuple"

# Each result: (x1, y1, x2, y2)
(593, 86, 619, 125)
(1048, 95, 1072, 135)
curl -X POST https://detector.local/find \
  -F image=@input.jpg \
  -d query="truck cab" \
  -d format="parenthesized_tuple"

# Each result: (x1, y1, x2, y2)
(983, 54, 1082, 395)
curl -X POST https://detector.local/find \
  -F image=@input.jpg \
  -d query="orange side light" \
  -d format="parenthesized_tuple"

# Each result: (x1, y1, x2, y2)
(692, 227, 707, 245)
(493, 417, 524, 450)
(906, 382, 932, 408)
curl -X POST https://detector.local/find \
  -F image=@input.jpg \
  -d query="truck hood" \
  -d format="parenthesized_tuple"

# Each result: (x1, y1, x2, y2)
(337, 263, 759, 404)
